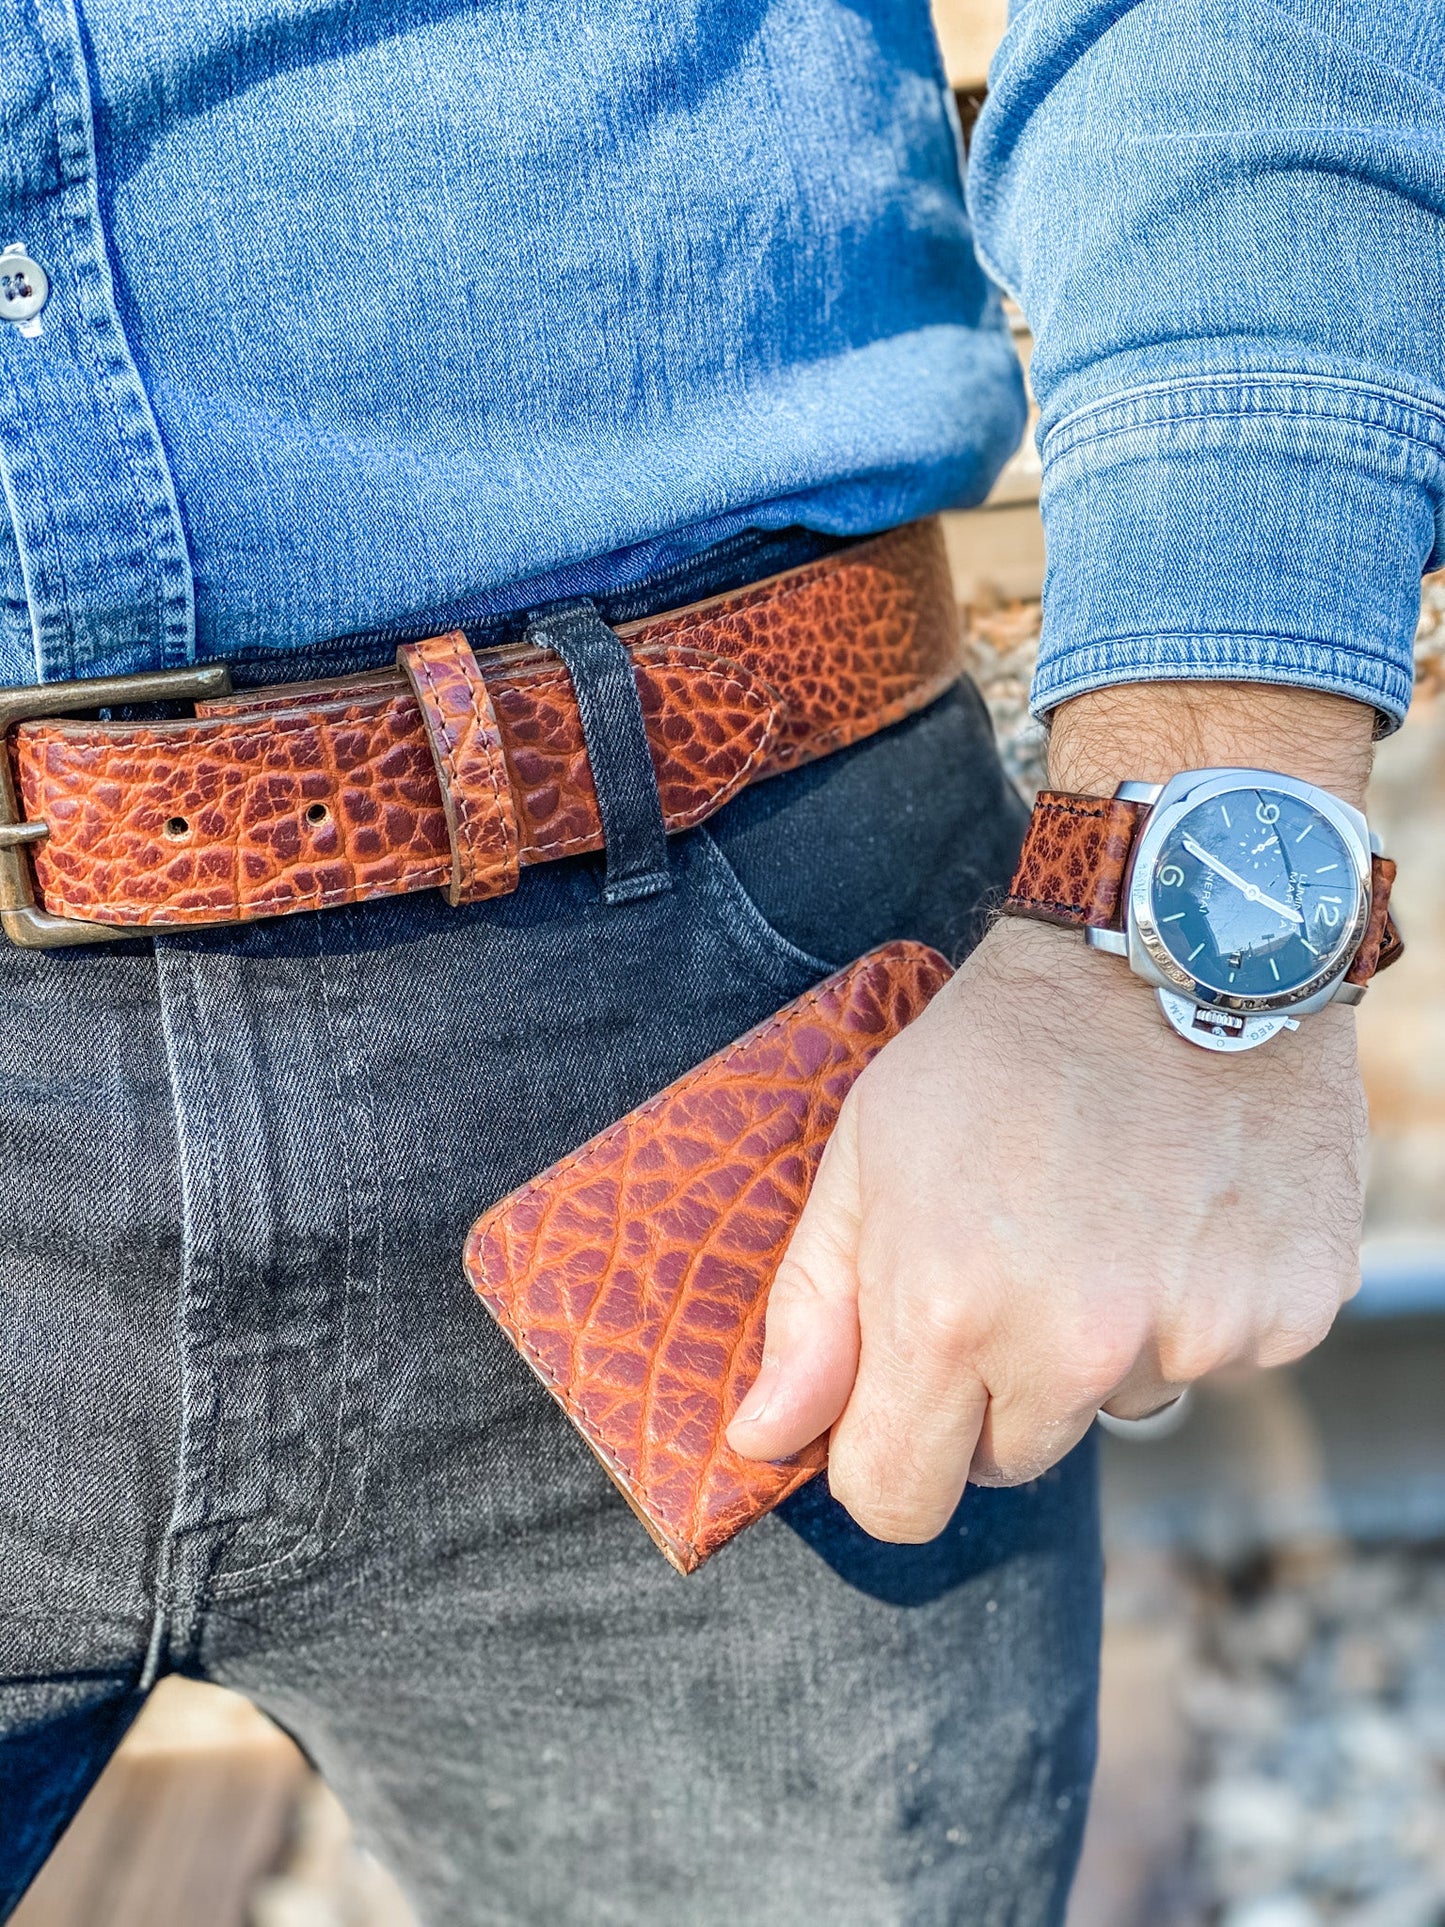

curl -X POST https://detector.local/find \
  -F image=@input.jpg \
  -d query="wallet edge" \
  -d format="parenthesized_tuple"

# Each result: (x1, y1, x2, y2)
(464, 940, 954, 1573)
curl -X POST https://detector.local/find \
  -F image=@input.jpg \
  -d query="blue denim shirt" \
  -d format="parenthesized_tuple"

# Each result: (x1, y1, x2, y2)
(0, 1, 1439, 727)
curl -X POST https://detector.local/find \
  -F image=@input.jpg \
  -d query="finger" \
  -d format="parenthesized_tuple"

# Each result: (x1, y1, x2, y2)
(727, 1100, 865, 1462)
(974, 1333, 1186, 1479)
(970, 1313, 1159, 1486)
(968, 1395, 1103, 1488)
(825, 1257, 991, 1543)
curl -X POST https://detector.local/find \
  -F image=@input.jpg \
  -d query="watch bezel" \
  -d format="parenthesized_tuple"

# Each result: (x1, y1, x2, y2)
(1125, 769, 1372, 1016)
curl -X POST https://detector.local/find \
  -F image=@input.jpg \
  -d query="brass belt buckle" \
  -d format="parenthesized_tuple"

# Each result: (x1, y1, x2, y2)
(0, 663, 232, 949)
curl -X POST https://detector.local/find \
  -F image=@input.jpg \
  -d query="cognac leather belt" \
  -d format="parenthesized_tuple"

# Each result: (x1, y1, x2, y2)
(0, 519, 962, 947)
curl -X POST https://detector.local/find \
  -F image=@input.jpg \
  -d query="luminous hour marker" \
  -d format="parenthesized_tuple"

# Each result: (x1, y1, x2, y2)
(1188, 942, 1206, 962)
(1161, 911, 1187, 922)
(1219, 804, 1232, 828)
(1295, 824, 1314, 843)
(1269, 957, 1280, 981)
(1315, 863, 1338, 874)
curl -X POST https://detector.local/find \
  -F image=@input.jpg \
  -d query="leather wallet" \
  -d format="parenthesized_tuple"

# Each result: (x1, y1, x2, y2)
(463, 940, 953, 1573)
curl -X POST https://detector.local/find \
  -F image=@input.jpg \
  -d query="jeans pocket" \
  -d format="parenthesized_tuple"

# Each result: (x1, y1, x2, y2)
(696, 680, 1029, 974)
(688, 825, 844, 991)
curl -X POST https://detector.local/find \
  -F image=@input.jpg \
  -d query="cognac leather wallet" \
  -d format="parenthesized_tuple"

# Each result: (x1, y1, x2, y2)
(463, 940, 952, 1573)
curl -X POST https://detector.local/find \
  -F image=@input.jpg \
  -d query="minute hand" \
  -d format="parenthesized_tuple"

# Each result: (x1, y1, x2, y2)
(1181, 835, 1302, 923)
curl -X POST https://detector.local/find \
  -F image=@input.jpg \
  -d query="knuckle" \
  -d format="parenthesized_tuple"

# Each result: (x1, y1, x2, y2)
(1155, 1320, 1247, 1385)
(1061, 1313, 1151, 1402)
(969, 1452, 1051, 1490)
(1254, 1300, 1339, 1369)
(827, 1440, 960, 1545)
(768, 1252, 831, 1311)
(897, 1282, 988, 1366)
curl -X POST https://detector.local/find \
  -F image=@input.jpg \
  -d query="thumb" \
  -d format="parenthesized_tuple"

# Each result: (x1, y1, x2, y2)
(727, 1096, 864, 1461)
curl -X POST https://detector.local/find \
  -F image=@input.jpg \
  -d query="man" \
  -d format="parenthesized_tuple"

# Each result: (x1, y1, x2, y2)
(0, 1, 1435, 1922)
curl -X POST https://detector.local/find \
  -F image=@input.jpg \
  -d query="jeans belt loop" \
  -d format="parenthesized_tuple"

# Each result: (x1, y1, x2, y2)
(523, 599, 672, 906)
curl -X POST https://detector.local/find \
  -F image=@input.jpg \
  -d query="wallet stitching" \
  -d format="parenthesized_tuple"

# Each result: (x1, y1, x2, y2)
(468, 945, 944, 1552)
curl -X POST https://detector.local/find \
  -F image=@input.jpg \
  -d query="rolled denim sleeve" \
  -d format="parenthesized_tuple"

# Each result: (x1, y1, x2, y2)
(967, 0, 1445, 730)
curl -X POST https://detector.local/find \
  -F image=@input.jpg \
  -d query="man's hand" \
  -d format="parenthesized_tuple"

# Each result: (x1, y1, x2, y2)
(727, 681, 1377, 1542)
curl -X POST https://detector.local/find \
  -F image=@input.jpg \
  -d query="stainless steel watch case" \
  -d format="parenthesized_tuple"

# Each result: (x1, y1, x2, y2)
(1083, 768, 1377, 1053)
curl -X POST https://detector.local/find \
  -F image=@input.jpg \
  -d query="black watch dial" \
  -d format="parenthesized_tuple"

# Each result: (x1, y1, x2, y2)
(1148, 788, 1358, 998)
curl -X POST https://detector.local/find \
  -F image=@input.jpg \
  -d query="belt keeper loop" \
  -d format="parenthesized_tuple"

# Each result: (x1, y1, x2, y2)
(397, 631, 520, 905)
(523, 599, 672, 905)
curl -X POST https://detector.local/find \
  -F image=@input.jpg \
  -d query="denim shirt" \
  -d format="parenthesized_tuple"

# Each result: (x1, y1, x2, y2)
(0, 1, 1439, 728)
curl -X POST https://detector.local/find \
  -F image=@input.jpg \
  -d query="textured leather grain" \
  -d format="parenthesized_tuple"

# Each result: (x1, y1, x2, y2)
(398, 630, 520, 905)
(11, 520, 961, 928)
(1345, 855, 1402, 985)
(463, 941, 954, 1574)
(1006, 789, 1403, 984)
(1003, 791, 1144, 930)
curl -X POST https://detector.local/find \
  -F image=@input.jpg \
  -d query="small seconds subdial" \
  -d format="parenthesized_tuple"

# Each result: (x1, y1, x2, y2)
(1150, 789, 1358, 998)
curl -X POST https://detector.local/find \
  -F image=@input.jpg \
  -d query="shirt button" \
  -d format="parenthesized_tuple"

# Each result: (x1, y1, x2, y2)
(0, 245, 50, 338)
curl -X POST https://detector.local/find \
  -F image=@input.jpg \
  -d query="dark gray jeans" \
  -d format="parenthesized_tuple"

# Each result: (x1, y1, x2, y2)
(0, 673, 1100, 1925)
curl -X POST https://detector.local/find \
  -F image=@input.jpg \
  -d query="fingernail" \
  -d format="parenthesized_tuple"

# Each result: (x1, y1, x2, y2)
(731, 1357, 780, 1429)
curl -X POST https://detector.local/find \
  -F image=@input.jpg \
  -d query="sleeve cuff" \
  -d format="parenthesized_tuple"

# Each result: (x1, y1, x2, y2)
(1028, 374, 1445, 736)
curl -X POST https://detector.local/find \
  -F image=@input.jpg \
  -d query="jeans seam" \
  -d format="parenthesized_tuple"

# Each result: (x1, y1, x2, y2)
(210, 918, 381, 1598)
(147, 938, 226, 1674)
(1043, 374, 1445, 469)
(1036, 627, 1408, 665)
(1047, 408, 1445, 472)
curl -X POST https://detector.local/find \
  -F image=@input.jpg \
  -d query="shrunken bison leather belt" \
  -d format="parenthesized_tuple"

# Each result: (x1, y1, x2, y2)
(0, 520, 962, 945)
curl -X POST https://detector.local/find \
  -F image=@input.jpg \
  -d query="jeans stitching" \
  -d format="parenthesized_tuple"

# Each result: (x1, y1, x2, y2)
(148, 937, 230, 1661)
(1037, 628, 1411, 665)
(1044, 369, 1445, 454)
(211, 919, 381, 1596)
(691, 830, 841, 982)
(1046, 408, 1445, 473)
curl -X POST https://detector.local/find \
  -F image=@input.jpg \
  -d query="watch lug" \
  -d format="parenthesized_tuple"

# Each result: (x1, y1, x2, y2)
(1331, 977, 1367, 1007)
(1084, 925, 1129, 957)
(1115, 780, 1163, 805)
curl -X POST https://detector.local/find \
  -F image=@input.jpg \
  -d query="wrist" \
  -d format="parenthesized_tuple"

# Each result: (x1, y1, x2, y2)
(1046, 682, 1376, 809)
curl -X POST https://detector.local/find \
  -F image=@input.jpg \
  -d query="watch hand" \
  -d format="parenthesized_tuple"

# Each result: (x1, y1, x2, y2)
(1246, 885, 1303, 923)
(1180, 835, 1303, 924)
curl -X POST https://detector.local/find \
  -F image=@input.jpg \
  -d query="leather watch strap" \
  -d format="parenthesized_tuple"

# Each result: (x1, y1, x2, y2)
(1002, 792, 1147, 931)
(1004, 788, 1403, 986)
(1346, 855, 1403, 985)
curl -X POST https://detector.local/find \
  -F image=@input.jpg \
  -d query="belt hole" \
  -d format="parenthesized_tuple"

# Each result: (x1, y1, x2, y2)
(164, 815, 189, 841)
(305, 802, 329, 827)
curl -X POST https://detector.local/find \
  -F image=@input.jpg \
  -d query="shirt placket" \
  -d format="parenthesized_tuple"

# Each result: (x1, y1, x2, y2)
(0, 0, 193, 685)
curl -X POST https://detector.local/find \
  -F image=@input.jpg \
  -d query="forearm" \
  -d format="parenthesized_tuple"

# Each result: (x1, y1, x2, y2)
(1047, 682, 1377, 808)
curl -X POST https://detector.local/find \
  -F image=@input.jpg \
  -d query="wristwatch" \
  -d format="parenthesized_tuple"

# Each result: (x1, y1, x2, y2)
(1003, 768, 1403, 1053)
